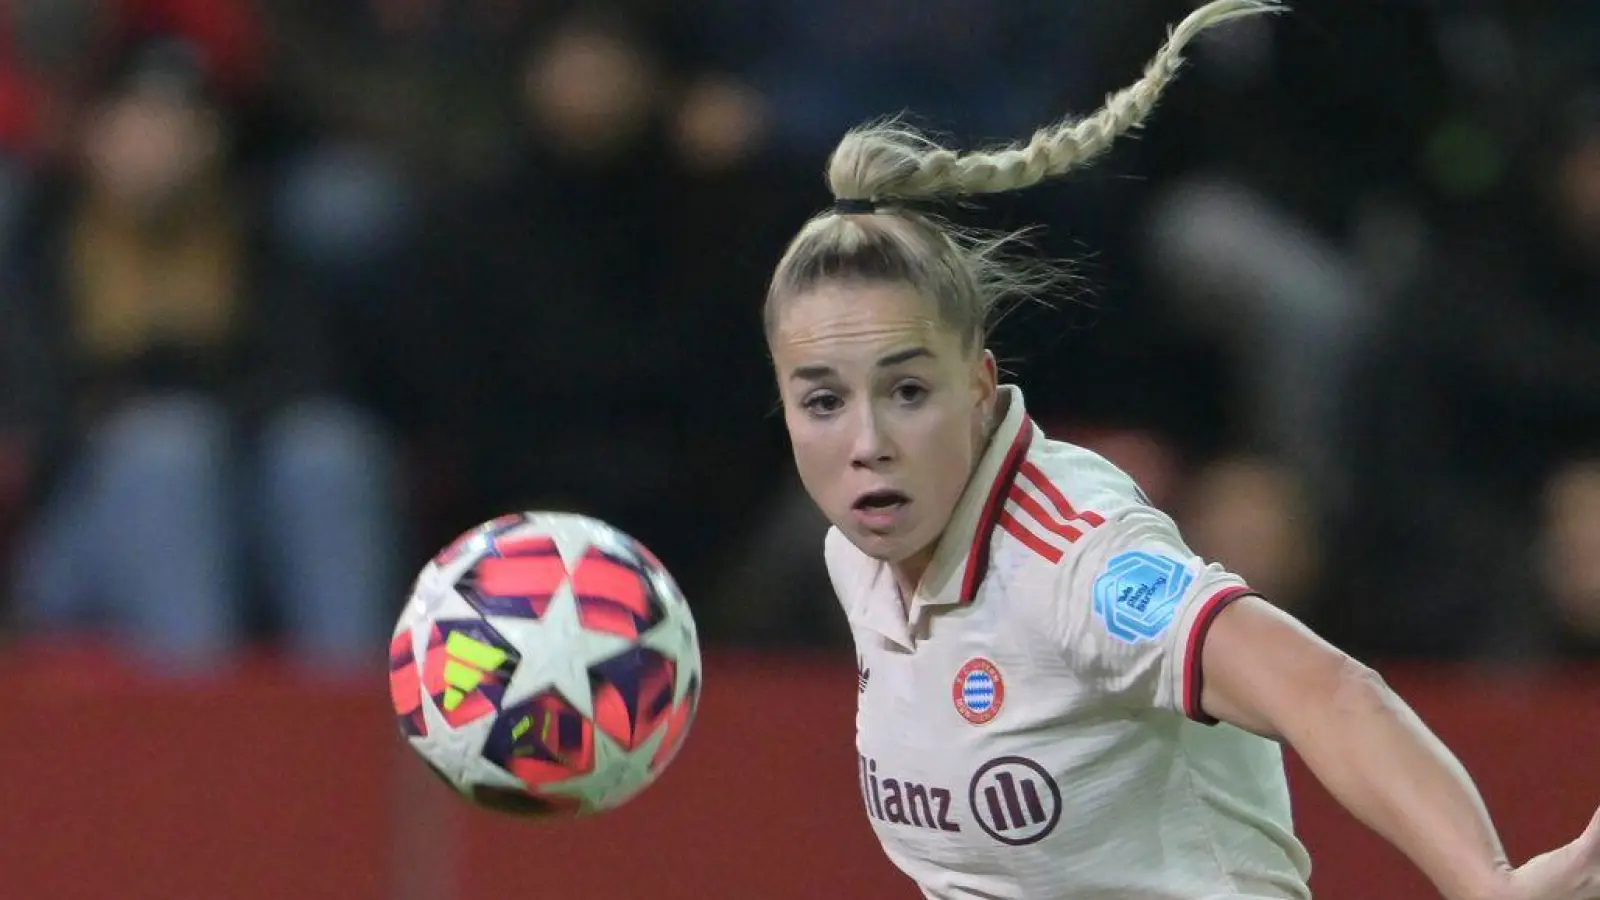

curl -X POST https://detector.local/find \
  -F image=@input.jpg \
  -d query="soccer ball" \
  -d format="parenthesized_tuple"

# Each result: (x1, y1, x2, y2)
(387, 511, 702, 817)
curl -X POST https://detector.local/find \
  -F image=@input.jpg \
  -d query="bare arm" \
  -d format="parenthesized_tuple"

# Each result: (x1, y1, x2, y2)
(1197, 595, 1598, 900)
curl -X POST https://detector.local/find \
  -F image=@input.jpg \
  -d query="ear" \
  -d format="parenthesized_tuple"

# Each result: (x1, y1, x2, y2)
(975, 349, 999, 411)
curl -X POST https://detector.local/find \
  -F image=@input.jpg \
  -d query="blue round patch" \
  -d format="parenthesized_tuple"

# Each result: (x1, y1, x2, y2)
(1091, 550, 1195, 643)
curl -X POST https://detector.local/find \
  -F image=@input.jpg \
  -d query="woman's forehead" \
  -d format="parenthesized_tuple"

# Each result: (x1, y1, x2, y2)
(774, 283, 954, 347)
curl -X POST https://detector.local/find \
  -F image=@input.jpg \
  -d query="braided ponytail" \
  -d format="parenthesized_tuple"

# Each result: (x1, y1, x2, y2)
(766, 0, 1286, 349)
(828, 0, 1283, 205)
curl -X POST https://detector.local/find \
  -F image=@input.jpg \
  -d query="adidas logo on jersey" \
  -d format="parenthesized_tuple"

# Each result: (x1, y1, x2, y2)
(857, 656, 870, 693)
(858, 754, 960, 833)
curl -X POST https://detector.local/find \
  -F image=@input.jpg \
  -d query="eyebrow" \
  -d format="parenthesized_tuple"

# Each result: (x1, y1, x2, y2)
(789, 346, 934, 382)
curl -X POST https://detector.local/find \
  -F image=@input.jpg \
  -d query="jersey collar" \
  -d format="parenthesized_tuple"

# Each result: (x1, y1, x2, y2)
(913, 384, 1034, 610)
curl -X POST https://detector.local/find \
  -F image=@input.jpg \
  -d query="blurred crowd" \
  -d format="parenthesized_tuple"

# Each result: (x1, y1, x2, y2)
(0, 0, 1595, 675)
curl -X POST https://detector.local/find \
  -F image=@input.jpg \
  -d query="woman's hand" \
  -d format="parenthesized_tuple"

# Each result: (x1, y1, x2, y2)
(1503, 807, 1600, 900)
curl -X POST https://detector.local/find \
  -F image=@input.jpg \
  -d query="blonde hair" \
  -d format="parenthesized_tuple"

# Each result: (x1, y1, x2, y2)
(764, 0, 1285, 349)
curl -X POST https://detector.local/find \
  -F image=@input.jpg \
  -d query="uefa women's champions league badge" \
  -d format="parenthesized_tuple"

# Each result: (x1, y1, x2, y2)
(1092, 551, 1195, 643)
(953, 657, 1005, 725)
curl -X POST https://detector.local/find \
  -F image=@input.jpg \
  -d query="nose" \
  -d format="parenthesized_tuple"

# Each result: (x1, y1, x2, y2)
(850, 403, 895, 469)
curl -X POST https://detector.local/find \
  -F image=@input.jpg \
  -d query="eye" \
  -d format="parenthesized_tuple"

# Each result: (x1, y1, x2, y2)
(801, 391, 843, 417)
(892, 381, 929, 406)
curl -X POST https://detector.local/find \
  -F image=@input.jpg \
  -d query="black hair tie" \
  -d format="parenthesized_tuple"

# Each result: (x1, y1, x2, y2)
(833, 198, 879, 215)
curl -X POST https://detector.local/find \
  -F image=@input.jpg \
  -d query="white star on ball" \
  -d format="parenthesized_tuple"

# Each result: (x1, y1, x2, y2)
(485, 580, 633, 718)
(547, 517, 606, 571)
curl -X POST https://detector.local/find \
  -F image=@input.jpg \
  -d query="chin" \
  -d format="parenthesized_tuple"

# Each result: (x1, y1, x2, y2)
(843, 524, 922, 564)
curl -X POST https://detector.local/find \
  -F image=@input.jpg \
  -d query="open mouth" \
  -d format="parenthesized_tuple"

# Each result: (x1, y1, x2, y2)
(853, 489, 910, 511)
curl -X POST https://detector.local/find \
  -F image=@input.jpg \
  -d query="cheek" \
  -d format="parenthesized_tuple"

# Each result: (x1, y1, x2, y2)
(785, 419, 844, 488)
(935, 436, 978, 500)
(907, 407, 979, 495)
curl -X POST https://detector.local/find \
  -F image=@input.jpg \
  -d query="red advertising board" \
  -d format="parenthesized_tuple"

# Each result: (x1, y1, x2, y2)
(1, 648, 1594, 900)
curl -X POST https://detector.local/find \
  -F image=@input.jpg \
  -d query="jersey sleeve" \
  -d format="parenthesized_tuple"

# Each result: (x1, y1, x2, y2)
(1047, 505, 1256, 723)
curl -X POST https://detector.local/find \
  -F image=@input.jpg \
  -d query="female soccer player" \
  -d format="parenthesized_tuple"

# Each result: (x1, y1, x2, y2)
(761, 1, 1600, 898)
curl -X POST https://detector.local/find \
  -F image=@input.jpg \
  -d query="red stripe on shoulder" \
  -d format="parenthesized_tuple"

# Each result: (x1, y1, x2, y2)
(997, 511, 1064, 564)
(1182, 586, 1255, 724)
(1018, 460, 1106, 528)
(1007, 486, 1084, 543)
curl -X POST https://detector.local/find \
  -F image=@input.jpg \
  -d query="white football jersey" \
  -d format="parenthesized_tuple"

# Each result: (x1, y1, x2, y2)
(826, 385, 1314, 900)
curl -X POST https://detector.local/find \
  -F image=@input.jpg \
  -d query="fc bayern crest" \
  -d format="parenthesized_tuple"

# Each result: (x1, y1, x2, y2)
(952, 657, 1005, 725)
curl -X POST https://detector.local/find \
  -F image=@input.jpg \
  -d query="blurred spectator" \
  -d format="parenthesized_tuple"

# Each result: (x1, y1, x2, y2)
(0, 37, 401, 675)
(0, 0, 266, 165)
(1538, 461, 1600, 659)
(1132, 0, 1451, 526)
(682, 0, 1102, 167)
(1179, 456, 1319, 615)
(393, 7, 771, 617)
(1338, 88, 1600, 661)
